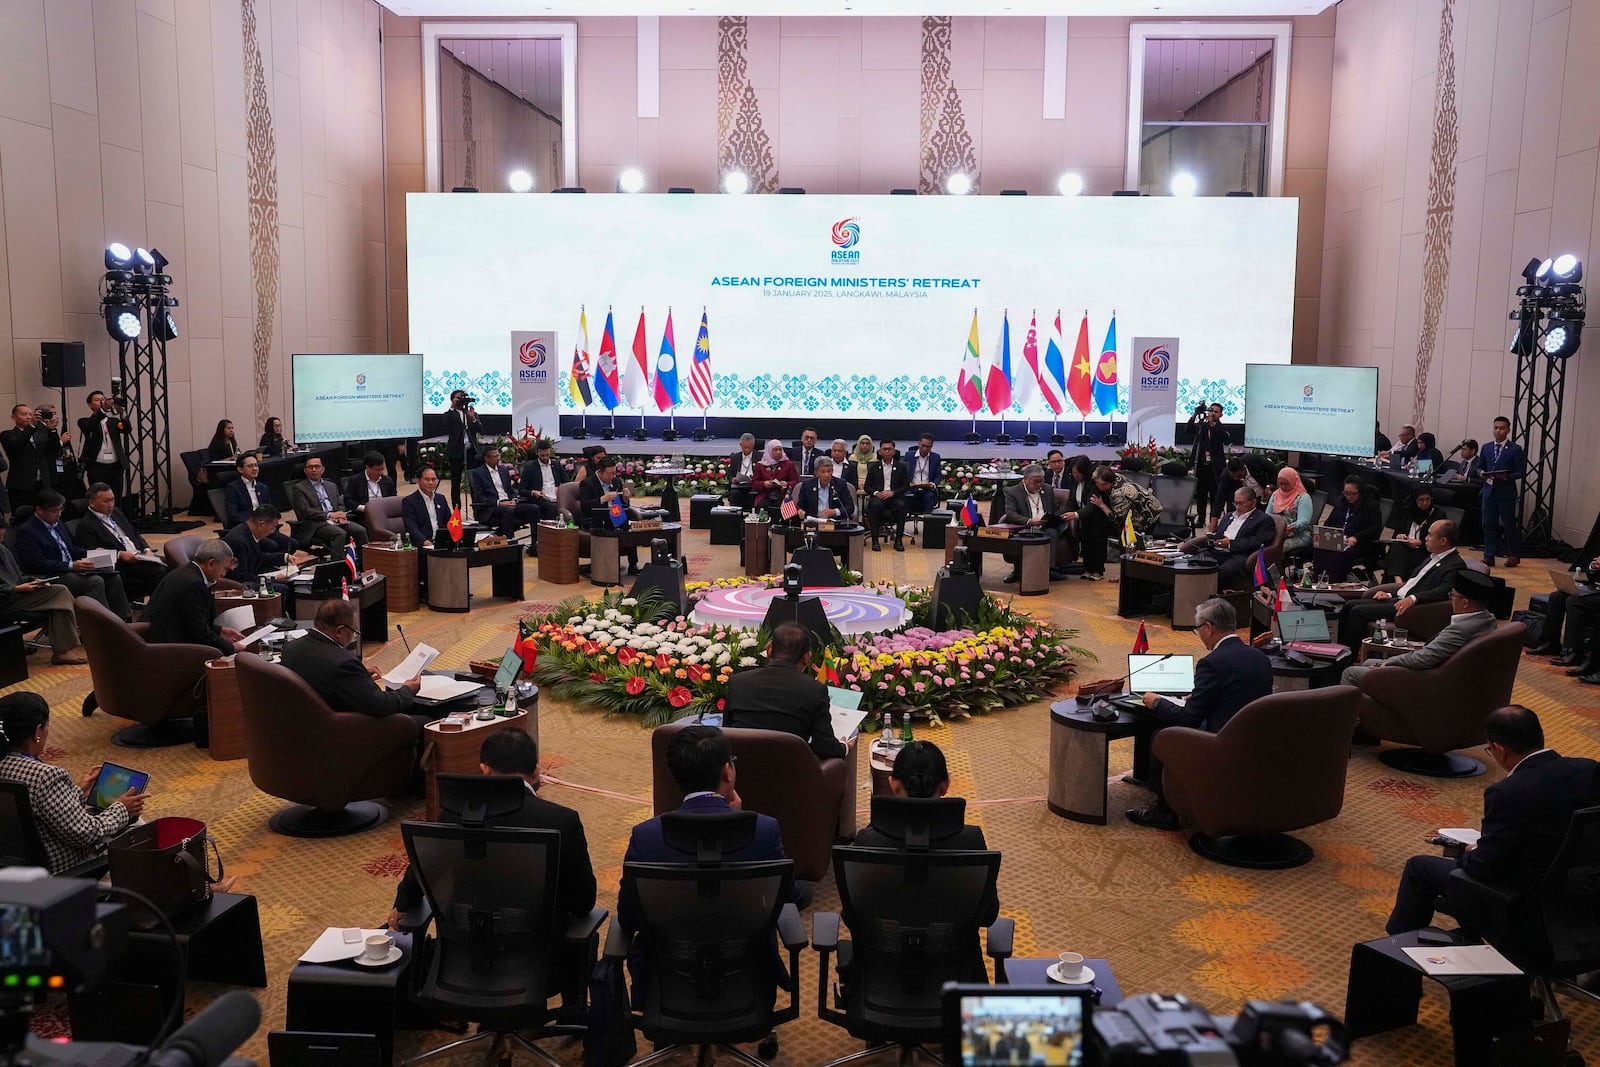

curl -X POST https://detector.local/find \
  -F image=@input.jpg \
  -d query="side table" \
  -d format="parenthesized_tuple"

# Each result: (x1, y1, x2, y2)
(364, 545, 420, 612)
(1001, 957, 1124, 1007)
(1047, 700, 1140, 825)
(205, 658, 246, 760)
(744, 521, 771, 576)
(213, 591, 282, 627)
(286, 933, 418, 1066)
(538, 523, 581, 584)
(420, 706, 537, 820)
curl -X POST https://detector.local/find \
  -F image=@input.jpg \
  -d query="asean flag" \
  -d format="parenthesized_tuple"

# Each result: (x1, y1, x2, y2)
(1092, 315, 1119, 417)
(608, 501, 627, 528)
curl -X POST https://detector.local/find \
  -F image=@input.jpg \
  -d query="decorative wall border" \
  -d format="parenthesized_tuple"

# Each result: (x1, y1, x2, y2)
(717, 17, 778, 193)
(1412, 0, 1458, 426)
(919, 16, 978, 195)
(242, 0, 279, 427)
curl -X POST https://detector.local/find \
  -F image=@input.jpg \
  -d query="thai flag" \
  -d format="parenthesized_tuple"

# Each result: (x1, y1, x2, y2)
(1254, 549, 1269, 588)
(345, 543, 359, 580)
(1037, 312, 1067, 415)
(960, 493, 981, 528)
(653, 309, 679, 412)
(592, 310, 621, 410)
(688, 310, 713, 408)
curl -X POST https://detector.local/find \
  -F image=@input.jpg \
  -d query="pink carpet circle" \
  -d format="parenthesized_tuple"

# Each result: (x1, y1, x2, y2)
(692, 585, 909, 634)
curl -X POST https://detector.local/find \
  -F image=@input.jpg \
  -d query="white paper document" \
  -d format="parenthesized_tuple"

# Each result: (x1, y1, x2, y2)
(1401, 944, 1521, 976)
(830, 706, 868, 744)
(384, 643, 440, 686)
(215, 606, 256, 632)
(1438, 827, 1481, 846)
(235, 624, 280, 648)
(417, 675, 483, 702)
(85, 548, 118, 569)
(300, 926, 387, 964)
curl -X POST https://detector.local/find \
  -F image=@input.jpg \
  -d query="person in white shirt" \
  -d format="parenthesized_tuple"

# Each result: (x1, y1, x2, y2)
(905, 433, 942, 515)
(401, 466, 451, 549)
(1337, 520, 1465, 648)
(470, 447, 541, 542)
(71, 483, 165, 600)
(77, 391, 129, 503)
(727, 433, 758, 510)
(342, 452, 396, 522)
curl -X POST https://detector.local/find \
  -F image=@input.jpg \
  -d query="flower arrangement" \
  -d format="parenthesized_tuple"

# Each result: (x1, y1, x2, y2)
(685, 570, 862, 600)
(1117, 437, 1185, 468)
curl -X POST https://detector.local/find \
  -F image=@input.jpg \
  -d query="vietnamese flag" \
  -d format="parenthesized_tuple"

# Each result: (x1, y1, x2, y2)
(447, 506, 464, 543)
(955, 310, 984, 414)
(1066, 312, 1094, 417)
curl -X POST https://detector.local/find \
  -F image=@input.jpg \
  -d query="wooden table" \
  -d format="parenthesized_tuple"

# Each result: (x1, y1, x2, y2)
(203, 658, 246, 760)
(363, 545, 419, 612)
(424, 543, 524, 611)
(212, 591, 281, 627)
(420, 706, 537, 820)
(1117, 556, 1220, 630)
(591, 524, 682, 587)
(1358, 637, 1425, 663)
(768, 523, 867, 575)
(1047, 699, 1141, 825)
(537, 522, 580, 584)
(943, 526, 1054, 595)
(292, 575, 389, 645)
(743, 520, 771, 577)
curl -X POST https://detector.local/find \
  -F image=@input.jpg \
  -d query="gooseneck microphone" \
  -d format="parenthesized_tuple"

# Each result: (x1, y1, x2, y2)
(145, 990, 261, 1067)
(396, 624, 412, 653)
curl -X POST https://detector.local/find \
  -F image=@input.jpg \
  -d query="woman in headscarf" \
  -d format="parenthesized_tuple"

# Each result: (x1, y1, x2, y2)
(752, 438, 798, 518)
(850, 435, 876, 496)
(1268, 467, 1314, 555)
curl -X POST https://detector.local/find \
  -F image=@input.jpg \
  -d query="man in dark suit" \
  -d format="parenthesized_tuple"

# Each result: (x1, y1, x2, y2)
(1180, 485, 1277, 591)
(2, 404, 64, 515)
(470, 446, 541, 540)
(17, 490, 132, 620)
(341, 451, 396, 523)
(794, 458, 854, 522)
(578, 456, 638, 573)
(863, 439, 910, 552)
(289, 455, 367, 552)
(71, 482, 166, 601)
(1443, 439, 1481, 483)
(1340, 569, 1497, 687)
(517, 439, 566, 521)
(77, 391, 130, 503)
(1480, 416, 1525, 567)
(727, 433, 758, 510)
(726, 622, 848, 760)
(402, 466, 453, 548)
(140, 539, 245, 656)
(1127, 597, 1273, 830)
(904, 433, 942, 515)
(1385, 705, 1600, 934)
(387, 729, 597, 1016)
(788, 427, 827, 481)
(278, 599, 423, 725)
(225, 454, 274, 528)
(1339, 520, 1466, 648)
(1043, 450, 1069, 491)
(1189, 402, 1229, 526)
(1000, 465, 1073, 581)
(443, 389, 482, 510)
(222, 506, 313, 586)
(1208, 458, 1261, 523)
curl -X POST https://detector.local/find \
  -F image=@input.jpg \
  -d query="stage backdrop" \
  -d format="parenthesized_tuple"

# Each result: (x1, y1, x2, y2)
(407, 194, 1298, 424)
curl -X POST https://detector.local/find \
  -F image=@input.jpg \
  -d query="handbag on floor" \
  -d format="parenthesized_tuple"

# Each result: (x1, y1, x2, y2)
(108, 816, 222, 928)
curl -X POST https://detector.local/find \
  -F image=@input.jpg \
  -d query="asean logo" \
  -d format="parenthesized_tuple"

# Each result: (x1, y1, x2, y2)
(831, 218, 861, 249)
(1140, 346, 1171, 375)
(519, 339, 547, 368)
(354, 373, 367, 388)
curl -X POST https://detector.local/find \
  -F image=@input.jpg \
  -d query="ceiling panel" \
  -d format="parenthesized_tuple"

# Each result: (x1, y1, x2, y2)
(383, 1, 1333, 16)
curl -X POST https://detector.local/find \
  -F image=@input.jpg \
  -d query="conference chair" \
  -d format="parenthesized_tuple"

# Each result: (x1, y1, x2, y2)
(75, 596, 212, 747)
(234, 653, 419, 836)
(554, 482, 592, 558)
(206, 488, 229, 526)
(1352, 621, 1526, 777)
(400, 822, 605, 1067)
(1151, 474, 1198, 538)
(1446, 806, 1600, 1065)
(1122, 470, 1155, 490)
(1310, 488, 1330, 524)
(0, 780, 111, 879)
(1356, 559, 1493, 644)
(1155, 686, 1360, 869)
(179, 450, 212, 517)
(812, 846, 1013, 1066)
(162, 533, 210, 570)
(363, 495, 406, 541)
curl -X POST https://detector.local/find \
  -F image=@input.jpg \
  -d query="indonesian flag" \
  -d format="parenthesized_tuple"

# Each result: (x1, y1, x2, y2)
(447, 506, 464, 543)
(956, 310, 984, 414)
(623, 308, 652, 409)
(984, 310, 1013, 415)
(1066, 312, 1094, 418)
(1131, 621, 1149, 655)
(1274, 576, 1292, 615)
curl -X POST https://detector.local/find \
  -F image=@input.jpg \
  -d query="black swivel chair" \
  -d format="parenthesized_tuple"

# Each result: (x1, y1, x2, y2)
(812, 841, 1013, 1066)
(1447, 806, 1600, 1066)
(604, 811, 807, 1066)
(399, 822, 606, 1066)
(0, 780, 111, 878)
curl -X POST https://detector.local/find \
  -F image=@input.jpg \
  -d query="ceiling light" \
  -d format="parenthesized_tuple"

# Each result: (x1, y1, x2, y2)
(1542, 317, 1583, 358)
(105, 304, 141, 342)
(723, 170, 749, 195)
(945, 172, 972, 196)
(507, 169, 534, 193)
(1057, 173, 1084, 197)
(617, 167, 645, 194)
(1171, 172, 1198, 197)
(104, 243, 133, 270)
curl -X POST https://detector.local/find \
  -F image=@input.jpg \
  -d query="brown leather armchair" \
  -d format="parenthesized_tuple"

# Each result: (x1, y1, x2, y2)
(555, 482, 591, 558)
(162, 533, 209, 570)
(363, 495, 405, 540)
(1259, 513, 1288, 573)
(235, 653, 420, 837)
(1155, 685, 1360, 869)
(651, 720, 852, 881)
(1358, 559, 1491, 643)
(76, 596, 214, 748)
(1354, 621, 1525, 777)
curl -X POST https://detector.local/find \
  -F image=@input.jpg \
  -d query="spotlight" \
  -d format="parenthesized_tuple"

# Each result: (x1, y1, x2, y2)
(1520, 257, 1543, 284)
(945, 172, 972, 196)
(104, 243, 133, 270)
(133, 247, 155, 274)
(152, 311, 178, 342)
(1509, 324, 1536, 357)
(1171, 172, 1198, 197)
(1542, 317, 1583, 358)
(105, 304, 141, 341)
(150, 247, 170, 272)
(1550, 253, 1583, 283)
(617, 168, 645, 194)
(507, 169, 534, 193)
(1056, 173, 1084, 196)
(723, 170, 749, 195)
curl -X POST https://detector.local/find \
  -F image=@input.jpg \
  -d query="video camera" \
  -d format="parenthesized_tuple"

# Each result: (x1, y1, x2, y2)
(942, 985, 1349, 1067)
(452, 393, 478, 409)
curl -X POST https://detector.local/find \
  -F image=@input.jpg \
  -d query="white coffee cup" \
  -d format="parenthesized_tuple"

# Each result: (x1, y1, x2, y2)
(1056, 951, 1085, 982)
(364, 932, 394, 961)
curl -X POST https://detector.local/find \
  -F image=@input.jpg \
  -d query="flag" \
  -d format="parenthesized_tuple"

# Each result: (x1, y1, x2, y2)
(514, 621, 539, 674)
(1067, 313, 1094, 417)
(653, 310, 679, 412)
(816, 650, 841, 685)
(1093, 315, 1119, 416)
(1036, 311, 1067, 416)
(984, 311, 1013, 415)
(960, 492, 981, 528)
(623, 309, 652, 409)
(1012, 313, 1038, 410)
(688, 310, 713, 408)
(592, 310, 621, 410)
(345, 543, 359, 580)
(1131, 621, 1149, 656)
(340, 576, 350, 601)
(1254, 549, 1270, 589)
(568, 309, 594, 407)
(780, 496, 799, 521)
(607, 501, 628, 527)
(1275, 576, 1293, 615)
(1120, 510, 1138, 548)
(447, 506, 464, 543)
(956, 311, 984, 414)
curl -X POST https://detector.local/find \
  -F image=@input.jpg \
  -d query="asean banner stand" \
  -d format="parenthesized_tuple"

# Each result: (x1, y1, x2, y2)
(1127, 337, 1180, 448)
(511, 331, 561, 440)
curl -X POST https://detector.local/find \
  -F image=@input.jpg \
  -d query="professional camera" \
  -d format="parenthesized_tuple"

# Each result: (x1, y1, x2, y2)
(453, 393, 478, 409)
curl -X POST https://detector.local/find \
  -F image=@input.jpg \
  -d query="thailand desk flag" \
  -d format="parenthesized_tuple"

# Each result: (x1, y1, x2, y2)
(345, 543, 359, 580)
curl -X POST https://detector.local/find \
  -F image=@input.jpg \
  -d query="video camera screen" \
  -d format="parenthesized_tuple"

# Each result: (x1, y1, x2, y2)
(959, 993, 1085, 1066)
(0, 903, 50, 971)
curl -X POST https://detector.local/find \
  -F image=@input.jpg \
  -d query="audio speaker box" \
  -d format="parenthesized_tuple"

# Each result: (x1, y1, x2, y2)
(41, 342, 86, 389)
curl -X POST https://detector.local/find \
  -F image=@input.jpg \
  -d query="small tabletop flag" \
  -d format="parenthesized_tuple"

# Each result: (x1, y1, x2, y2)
(1131, 621, 1149, 656)
(345, 543, 359, 580)
(1254, 549, 1270, 589)
(608, 501, 627, 528)
(960, 493, 981, 528)
(514, 622, 539, 674)
(448, 506, 464, 543)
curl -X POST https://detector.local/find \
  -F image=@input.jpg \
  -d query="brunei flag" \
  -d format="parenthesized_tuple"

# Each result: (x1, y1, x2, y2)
(568, 308, 593, 407)
(1120, 510, 1138, 549)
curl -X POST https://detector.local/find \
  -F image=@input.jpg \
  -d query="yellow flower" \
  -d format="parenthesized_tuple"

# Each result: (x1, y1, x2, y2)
(675, 668, 688, 679)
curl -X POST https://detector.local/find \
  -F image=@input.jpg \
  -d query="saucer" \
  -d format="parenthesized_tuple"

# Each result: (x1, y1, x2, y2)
(353, 945, 402, 967)
(1046, 962, 1095, 986)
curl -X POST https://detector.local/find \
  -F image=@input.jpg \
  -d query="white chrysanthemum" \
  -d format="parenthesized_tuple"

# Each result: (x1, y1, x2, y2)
(739, 656, 758, 667)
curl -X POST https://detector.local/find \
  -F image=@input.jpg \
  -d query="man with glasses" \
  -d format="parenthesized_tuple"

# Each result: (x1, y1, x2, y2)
(1339, 568, 1497, 687)
(15, 489, 132, 620)
(289, 456, 368, 552)
(141, 538, 245, 655)
(280, 599, 425, 726)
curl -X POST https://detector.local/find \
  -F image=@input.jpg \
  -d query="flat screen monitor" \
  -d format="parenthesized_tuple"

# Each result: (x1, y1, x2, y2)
(1244, 363, 1379, 458)
(291, 353, 424, 443)
(1277, 608, 1331, 642)
(1127, 654, 1196, 695)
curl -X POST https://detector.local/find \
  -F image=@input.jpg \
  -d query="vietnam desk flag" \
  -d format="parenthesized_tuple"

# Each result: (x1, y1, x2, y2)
(447, 506, 464, 543)
(1093, 314, 1119, 417)
(956, 310, 984, 413)
(1066, 312, 1094, 417)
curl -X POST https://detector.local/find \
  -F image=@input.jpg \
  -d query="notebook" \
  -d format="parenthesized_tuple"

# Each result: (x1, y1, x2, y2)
(1127, 654, 1195, 695)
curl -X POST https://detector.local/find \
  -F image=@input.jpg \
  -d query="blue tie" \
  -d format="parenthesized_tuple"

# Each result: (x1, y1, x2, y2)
(49, 525, 72, 562)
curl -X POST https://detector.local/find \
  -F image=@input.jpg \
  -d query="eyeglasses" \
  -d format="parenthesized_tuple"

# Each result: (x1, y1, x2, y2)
(726, 755, 738, 765)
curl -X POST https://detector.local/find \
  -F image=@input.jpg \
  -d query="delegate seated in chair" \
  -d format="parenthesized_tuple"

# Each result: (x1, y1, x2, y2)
(471, 446, 542, 540)
(289, 456, 368, 552)
(1384, 705, 1600, 935)
(725, 622, 848, 761)
(140, 538, 247, 656)
(279, 600, 425, 727)
(1340, 568, 1496, 688)
(1179, 485, 1276, 591)
(0, 541, 86, 664)
(1337, 520, 1465, 649)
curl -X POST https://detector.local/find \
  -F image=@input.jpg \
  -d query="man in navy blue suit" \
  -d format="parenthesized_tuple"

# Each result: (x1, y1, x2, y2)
(1385, 705, 1600, 934)
(1180, 485, 1277, 590)
(16, 490, 132, 620)
(904, 432, 942, 516)
(470, 446, 541, 541)
(1126, 597, 1273, 830)
(401, 466, 452, 548)
(1479, 415, 1525, 567)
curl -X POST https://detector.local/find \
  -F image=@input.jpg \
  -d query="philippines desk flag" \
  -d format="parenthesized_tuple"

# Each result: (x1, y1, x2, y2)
(960, 492, 981, 528)
(956, 311, 984, 414)
(568, 307, 593, 407)
(1093, 314, 1119, 417)
(1254, 549, 1270, 589)
(1067, 312, 1094, 417)
(607, 501, 628, 528)
(1038, 312, 1067, 415)
(624, 309, 652, 409)
(345, 543, 359, 580)
(592, 309, 621, 410)
(984, 310, 1013, 415)
(688, 310, 713, 408)
(1131, 621, 1149, 656)
(654, 309, 679, 412)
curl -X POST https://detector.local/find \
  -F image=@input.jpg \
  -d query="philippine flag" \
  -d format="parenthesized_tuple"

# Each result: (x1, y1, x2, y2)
(592, 310, 621, 410)
(653, 309, 679, 412)
(960, 493, 981, 528)
(623, 309, 652, 409)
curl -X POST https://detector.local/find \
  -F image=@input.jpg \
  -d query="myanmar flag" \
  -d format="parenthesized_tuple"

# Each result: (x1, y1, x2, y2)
(1066, 312, 1094, 417)
(956, 310, 984, 414)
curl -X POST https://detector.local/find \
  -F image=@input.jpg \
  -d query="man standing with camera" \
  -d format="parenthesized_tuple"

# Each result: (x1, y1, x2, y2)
(1189, 402, 1228, 527)
(1, 403, 66, 517)
(444, 389, 482, 510)
(78, 390, 130, 504)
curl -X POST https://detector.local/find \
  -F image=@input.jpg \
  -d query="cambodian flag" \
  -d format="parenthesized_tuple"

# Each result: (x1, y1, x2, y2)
(1092, 314, 1119, 417)
(592, 310, 621, 410)
(653, 309, 679, 412)
(984, 311, 1013, 415)
(1254, 549, 1270, 588)
(960, 492, 981, 528)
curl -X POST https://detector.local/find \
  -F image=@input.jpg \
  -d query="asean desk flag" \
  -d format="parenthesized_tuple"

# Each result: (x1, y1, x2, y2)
(1036, 312, 1067, 416)
(1093, 314, 1119, 417)
(956, 310, 984, 414)
(623, 309, 652, 409)
(607, 501, 628, 528)
(592, 309, 621, 410)
(1067, 312, 1094, 417)
(447, 506, 464, 543)
(1131, 621, 1149, 656)
(984, 310, 1013, 415)
(568, 308, 593, 407)
(688, 310, 713, 408)
(1012, 313, 1039, 411)
(654, 309, 679, 412)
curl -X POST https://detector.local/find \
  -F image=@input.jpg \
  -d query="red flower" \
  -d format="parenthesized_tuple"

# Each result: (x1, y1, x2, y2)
(687, 663, 710, 683)
(625, 676, 647, 695)
(667, 686, 693, 709)
(617, 647, 637, 666)
(654, 653, 672, 670)
(588, 671, 605, 683)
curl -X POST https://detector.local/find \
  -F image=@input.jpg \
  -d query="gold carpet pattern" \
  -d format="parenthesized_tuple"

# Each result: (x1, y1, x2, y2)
(16, 514, 1600, 1065)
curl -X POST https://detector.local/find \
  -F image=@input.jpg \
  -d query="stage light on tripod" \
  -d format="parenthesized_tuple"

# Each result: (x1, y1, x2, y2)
(105, 304, 141, 341)
(1542, 317, 1582, 358)
(506, 169, 534, 193)
(1550, 254, 1583, 283)
(722, 170, 749, 195)
(1520, 258, 1543, 284)
(150, 247, 170, 272)
(104, 243, 133, 270)
(1056, 173, 1084, 197)
(945, 172, 972, 196)
(1171, 172, 1198, 197)
(617, 168, 645, 194)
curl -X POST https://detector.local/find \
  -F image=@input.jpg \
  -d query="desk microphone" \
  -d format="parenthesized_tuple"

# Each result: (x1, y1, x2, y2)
(397, 624, 412, 653)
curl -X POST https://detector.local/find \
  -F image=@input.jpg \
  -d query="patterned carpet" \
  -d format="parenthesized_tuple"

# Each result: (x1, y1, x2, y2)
(17, 510, 1600, 1065)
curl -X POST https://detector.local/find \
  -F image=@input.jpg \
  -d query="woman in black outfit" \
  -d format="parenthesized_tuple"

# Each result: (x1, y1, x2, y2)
(259, 416, 289, 457)
(1381, 486, 1446, 580)
(206, 419, 240, 461)
(1312, 475, 1382, 581)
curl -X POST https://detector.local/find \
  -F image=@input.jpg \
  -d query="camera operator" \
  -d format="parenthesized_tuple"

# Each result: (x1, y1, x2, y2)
(1, 403, 67, 517)
(78, 390, 131, 504)
(444, 389, 482, 510)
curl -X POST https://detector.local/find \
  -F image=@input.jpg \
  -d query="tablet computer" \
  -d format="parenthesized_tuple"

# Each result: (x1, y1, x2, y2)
(90, 761, 150, 812)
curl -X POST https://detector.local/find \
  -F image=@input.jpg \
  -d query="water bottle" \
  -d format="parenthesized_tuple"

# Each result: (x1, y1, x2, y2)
(900, 712, 913, 745)
(560, 508, 573, 528)
(882, 711, 899, 749)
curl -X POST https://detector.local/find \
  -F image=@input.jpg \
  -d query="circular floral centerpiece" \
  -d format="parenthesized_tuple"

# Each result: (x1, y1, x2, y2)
(692, 584, 909, 634)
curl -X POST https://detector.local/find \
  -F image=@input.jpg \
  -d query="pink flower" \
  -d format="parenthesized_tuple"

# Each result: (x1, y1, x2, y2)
(844, 673, 856, 683)
(878, 682, 890, 689)
(944, 676, 957, 687)
(895, 685, 907, 696)
(913, 682, 926, 692)
(974, 671, 986, 680)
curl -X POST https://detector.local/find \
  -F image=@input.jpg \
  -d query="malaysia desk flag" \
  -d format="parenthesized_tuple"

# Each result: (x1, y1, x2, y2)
(608, 501, 628, 528)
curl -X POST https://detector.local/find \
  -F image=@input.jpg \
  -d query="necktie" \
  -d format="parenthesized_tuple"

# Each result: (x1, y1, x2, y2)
(49, 525, 72, 562)
(248, 480, 260, 507)
(315, 481, 331, 511)
(104, 515, 135, 552)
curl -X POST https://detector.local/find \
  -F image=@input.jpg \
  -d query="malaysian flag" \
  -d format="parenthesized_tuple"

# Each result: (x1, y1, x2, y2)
(688, 310, 713, 408)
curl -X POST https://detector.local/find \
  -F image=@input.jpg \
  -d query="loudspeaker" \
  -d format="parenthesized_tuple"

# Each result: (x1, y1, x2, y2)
(41, 342, 86, 389)
(928, 569, 983, 631)
(761, 594, 830, 649)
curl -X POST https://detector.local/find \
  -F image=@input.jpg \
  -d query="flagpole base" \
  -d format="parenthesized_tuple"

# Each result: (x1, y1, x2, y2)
(1049, 433, 1067, 447)
(1023, 433, 1039, 447)
(692, 427, 710, 442)
(570, 427, 587, 440)
(631, 427, 650, 442)
(964, 432, 981, 445)
(995, 433, 1012, 446)
(662, 428, 679, 442)
(1101, 433, 1125, 447)
(1074, 434, 1094, 447)
(602, 426, 617, 441)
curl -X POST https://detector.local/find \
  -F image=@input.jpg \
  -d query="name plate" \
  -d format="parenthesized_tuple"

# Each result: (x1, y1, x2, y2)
(476, 535, 509, 549)
(631, 519, 664, 531)
(1131, 551, 1171, 565)
(976, 527, 1011, 540)
(814, 521, 836, 531)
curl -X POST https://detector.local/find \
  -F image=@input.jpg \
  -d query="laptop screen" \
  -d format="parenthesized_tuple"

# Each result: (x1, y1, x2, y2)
(1414, 457, 1434, 475)
(1277, 608, 1331, 642)
(1127, 654, 1195, 695)
(493, 645, 521, 690)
